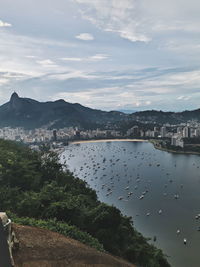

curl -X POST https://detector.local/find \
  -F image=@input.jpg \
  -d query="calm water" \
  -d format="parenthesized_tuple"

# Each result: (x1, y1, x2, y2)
(61, 141, 200, 267)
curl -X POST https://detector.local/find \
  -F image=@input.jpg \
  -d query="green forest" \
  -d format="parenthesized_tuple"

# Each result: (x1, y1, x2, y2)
(0, 139, 170, 267)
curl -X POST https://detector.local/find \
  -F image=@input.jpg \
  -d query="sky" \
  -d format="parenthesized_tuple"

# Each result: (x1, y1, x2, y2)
(0, 0, 200, 111)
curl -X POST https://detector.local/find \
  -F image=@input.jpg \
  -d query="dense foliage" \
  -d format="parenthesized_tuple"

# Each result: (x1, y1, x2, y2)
(0, 139, 170, 267)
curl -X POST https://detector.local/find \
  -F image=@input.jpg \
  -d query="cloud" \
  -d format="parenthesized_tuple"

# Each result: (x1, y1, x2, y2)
(1, 66, 200, 111)
(61, 54, 108, 62)
(177, 95, 191, 101)
(52, 86, 154, 110)
(0, 78, 9, 85)
(0, 30, 77, 77)
(48, 71, 99, 80)
(145, 101, 151, 105)
(0, 72, 28, 79)
(0, 19, 12, 27)
(37, 59, 54, 65)
(76, 33, 94, 40)
(36, 59, 58, 68)
(61, 57, 82, 62)
(50, 67, 200, 110)
(90, 54, 108, 60)
(74, 0, 200, 49)
(25, 55, 38, 59)
(74, 0, 150, 42)
(52, 86, 128, 109)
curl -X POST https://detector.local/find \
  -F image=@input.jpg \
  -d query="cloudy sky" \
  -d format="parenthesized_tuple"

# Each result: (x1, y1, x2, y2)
(0, 0, 200, 111)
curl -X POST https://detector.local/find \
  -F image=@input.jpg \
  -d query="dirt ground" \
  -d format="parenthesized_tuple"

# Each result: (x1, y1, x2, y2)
(12, 224, 136, 267)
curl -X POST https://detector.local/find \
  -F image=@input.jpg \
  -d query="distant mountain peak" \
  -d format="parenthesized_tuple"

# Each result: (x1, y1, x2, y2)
(9, 92, 22, 110)
(10, 91, 19, 101)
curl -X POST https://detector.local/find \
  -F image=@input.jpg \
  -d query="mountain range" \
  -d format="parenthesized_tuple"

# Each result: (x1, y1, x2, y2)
(0, 92, 200, 129)
(0, 93, 129, 129)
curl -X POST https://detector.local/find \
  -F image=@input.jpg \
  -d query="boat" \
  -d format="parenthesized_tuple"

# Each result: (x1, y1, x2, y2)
(158, 209, 162, 214)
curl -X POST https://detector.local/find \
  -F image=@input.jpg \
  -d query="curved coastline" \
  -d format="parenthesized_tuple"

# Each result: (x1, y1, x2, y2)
(150, 140, 200, 156)
(69, 139, 200, 156)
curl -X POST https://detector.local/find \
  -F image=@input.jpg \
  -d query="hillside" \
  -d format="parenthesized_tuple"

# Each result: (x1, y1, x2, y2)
(130, 109, 200, 124)
(0, 93, 127, 129)
(13, 224, 134, 267)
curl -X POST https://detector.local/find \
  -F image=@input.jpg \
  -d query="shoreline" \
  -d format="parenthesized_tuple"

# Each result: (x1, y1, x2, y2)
(70, 139, 148, 145)
(59, 138, 200, 156)
(150, 140, 200, 156)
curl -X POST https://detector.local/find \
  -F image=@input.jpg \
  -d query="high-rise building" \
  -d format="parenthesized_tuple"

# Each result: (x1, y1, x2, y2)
(194, 128, 200, 137)
(52, 129, 57, 141)
(127, 126, 139, 136)
(161, 126, 167, 138)
(177, 127, 183, 135)
(183, 127, 191, 138)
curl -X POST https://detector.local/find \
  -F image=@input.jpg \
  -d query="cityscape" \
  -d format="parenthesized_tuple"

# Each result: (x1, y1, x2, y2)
(0, 121, 199, 148)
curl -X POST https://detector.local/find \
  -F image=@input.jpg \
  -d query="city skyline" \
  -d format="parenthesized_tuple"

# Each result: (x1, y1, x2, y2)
(1, 0, 200, 111)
